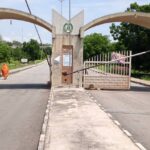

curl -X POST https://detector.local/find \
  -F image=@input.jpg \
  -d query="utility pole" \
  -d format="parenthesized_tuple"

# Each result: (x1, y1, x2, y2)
(69, 0, 71, 22)
(58, 0, 64, 16)
(24, 0, 51, 66)
(68, 0, 71, 45)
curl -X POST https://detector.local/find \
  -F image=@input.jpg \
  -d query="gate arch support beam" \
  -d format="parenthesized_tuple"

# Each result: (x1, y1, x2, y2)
(0, 8, 53, 32)
(81, 12, 150, 34)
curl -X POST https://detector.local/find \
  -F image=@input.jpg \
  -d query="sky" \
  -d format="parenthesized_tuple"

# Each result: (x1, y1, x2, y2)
(0, 0, 149, 44)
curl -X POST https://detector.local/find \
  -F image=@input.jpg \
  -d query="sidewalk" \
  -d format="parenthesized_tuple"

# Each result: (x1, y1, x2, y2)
(131, 77, 150, 86)
(9, 61, 45, 75)
(42, 87, 139, 150)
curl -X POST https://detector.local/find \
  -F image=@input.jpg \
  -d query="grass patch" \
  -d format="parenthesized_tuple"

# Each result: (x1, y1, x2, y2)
(0, 59, 45, 70)
(131, 70, 150, 81)
(141, 75, 150, 81)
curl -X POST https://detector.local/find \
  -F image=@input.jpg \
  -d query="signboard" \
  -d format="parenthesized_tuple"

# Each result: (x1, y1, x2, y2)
(63, 54, 72, 66)
(62, 45, 73, 84)
(54, 56, 61, 64)
(63, 23, 73, 33)
(21, 58, 28, 63)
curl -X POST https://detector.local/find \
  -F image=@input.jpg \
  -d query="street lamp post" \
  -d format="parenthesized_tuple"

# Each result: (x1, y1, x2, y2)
(58, 0, 64, 15)
(69, 0, 71, 22)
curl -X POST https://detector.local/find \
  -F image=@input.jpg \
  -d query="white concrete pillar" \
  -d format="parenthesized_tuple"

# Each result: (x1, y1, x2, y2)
(52, 10, 84, 87)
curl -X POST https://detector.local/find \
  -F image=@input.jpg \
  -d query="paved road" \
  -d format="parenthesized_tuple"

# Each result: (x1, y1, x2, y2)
(89, 83, 150, 150)
(0, 61, 50, 150)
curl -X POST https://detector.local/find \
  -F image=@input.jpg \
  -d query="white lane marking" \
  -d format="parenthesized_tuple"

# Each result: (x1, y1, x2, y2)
(45, 109, 49, 114)
(107, 113, 112, 118)
(94, 99, 97, 102)
(39, 134, 45, 142)
(98, 104, 101, 107)
(101, 107, 105, 111)
(123, 129, 132, 137)
(136, 143, 147, 150)
(114, 120, 120, 126)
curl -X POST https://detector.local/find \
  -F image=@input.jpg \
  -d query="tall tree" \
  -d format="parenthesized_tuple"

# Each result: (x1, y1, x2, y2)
(11, 47, 23, 61)
(83, 33, 111, 60)
(0, 35, 2, 41)
(110, 3, 150, 71)
(22, 39, 41, 61)
(0, 42, 11, 63)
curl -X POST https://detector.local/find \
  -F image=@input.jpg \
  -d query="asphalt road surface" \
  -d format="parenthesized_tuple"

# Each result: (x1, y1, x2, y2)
(0, 61, 50, 150)
(89, 83, 150, 150)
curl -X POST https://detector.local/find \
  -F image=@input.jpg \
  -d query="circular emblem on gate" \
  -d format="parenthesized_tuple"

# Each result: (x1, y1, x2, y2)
(63, 23, 73, 33)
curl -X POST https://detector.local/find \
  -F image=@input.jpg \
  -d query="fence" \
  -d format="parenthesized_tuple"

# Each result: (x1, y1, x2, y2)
(83, 51, 132, 89)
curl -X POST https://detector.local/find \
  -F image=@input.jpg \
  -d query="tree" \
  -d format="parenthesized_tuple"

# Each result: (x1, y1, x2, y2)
(12, 40, 22, 48)
(22, 39, 41, 61)
(83, 33, 111, 60)
(0, 35, 2, 41)
(110, 3, 150, 71)
(11, 47, 23, 61)
(0, 42, 11, 63)
(44, 46, 52, 55)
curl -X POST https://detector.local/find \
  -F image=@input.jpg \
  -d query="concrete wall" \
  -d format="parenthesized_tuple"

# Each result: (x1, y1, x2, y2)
(84, 75, 130, 90)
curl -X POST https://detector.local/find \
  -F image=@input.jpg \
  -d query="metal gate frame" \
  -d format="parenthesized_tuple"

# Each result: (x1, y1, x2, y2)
(83, 51, 132, 89)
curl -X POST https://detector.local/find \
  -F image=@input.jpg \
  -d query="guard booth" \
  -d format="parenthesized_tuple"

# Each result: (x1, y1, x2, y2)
(62, 45, 73, 84)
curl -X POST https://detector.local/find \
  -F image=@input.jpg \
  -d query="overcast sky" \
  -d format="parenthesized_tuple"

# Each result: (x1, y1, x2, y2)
(0, 0, 149, 43)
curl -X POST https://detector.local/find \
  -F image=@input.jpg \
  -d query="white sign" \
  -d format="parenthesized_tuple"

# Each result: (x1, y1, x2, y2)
(21, 58, 28, 63)
(54, 56, 61, 64)
(63, 54, 72, 66)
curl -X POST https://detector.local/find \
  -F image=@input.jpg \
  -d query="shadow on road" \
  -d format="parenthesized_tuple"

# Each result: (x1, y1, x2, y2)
(99, 86, 150, 92)
(130, 86, 150, 92)
(0, 83, 50, 89)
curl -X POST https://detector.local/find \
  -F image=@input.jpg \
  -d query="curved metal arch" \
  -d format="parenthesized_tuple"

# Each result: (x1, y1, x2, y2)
(81, 12, 150, 33)
(0, 8, 53, 32)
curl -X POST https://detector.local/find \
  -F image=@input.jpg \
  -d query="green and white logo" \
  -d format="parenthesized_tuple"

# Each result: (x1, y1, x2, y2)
(63, 23, 73, 33)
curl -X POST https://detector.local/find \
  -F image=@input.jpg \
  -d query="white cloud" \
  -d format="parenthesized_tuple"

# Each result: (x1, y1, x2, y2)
(3, 36, 12, 42)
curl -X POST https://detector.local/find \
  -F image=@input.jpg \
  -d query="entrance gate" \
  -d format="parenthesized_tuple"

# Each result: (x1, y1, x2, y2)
(83, 51, 132, 89)
(0, 8, 149, 87)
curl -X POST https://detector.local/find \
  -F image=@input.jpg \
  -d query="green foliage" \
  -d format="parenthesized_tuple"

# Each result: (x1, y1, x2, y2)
(22, 39, 41, 61)
(0, 41, 11, 63)
(11, 47, 23, 61)
(0, 38, 50, 66)
(0, 35, 2, 41)
(83, 33, 111, 60)
(110, 42, 127, 52)
(131, 69, 150, 80)
(12, 40, 22, 47)
(110, 3, 150, 71)
(44, 46, 52, 56)
(127, 2, 150, 12)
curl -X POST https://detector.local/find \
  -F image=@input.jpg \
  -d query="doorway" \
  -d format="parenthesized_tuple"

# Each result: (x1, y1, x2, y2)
(62, 45, 73, 84)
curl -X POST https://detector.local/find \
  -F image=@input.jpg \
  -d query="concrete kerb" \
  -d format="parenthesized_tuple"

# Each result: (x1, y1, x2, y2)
(131, 77, 150, 87)
(38, 87, 53, 150)
(9, 61, 45, 75)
